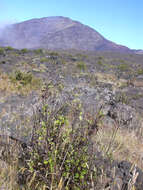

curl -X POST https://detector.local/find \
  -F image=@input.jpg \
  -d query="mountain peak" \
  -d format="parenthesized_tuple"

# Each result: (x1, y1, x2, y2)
(0, 16, 131, 52)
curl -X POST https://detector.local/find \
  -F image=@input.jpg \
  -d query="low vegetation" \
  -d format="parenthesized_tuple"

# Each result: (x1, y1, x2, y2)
(76, 61, 87, 71)
(0, 48, 5, 55)
(0, 70, 42, 95)
(21, 48, 29, 54)
(0, 48, 143, 189)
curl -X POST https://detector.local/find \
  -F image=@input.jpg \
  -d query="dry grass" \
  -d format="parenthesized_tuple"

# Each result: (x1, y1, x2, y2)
(0, 160, 19, 190)
(0, 136, 21, 190)
(95, 72, 127, 89)
(0, 72, 41, 96)
(0, 73, 16, 94)
(133, 79, 143, 87)
(95, 123, 143, 170)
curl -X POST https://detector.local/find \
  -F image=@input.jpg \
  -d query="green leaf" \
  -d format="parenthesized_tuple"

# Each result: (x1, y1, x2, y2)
(44, 160, 48, 165)
(75, 173, 79, 178)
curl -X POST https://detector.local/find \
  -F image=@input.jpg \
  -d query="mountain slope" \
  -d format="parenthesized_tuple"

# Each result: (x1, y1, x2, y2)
(0, 16, 131, 52)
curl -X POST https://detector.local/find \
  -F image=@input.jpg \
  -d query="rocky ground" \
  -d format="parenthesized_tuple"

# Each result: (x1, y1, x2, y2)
(0, 47, 143, 189)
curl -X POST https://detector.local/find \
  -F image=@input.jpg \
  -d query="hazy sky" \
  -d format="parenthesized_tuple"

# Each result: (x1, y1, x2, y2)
(1, 0, 143, 49)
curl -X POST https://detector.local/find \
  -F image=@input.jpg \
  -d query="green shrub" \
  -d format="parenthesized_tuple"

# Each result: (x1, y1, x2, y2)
(97, 60, 103, 65)
(10, 70, 33, 85)
(137, 68, 143, 75)
(21, 48, 28, 54)
(18, 86, 97, 189)
(34, 49, 43, 54)
(77, 61, 87, 71)
(116, 92, 129, 104)
(117, 64, 129, 71)
(6, 46, 14, 51)
(98, 56, 104, 60)
(49, 51, 59, 57)
(0, 48, 5, 55)
(40, 57, 49, 63)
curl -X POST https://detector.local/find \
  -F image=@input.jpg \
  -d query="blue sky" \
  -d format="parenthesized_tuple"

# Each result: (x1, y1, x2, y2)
(0, 0, 143, 49)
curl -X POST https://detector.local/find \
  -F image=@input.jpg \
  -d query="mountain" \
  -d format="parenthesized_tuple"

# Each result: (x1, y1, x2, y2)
(134, 50, 143, 54)
(0, 16, 131, 52)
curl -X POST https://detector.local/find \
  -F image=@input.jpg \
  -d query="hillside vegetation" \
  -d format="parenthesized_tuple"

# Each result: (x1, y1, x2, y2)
(0, 47, 143, 189)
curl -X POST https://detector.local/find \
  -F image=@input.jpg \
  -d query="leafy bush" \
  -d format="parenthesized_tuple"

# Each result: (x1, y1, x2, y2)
(18, 85, 97, 189)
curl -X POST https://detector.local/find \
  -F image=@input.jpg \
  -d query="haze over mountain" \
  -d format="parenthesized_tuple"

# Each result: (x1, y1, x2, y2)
(0, 16, 131, 52)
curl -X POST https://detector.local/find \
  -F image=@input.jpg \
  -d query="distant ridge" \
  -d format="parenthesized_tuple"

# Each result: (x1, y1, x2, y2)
(0, 16, 132, 52)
